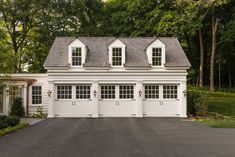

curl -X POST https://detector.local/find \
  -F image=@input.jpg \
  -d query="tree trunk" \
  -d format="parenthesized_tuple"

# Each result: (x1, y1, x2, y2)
(219, 62, 221, 91)
(228, 62, 232, 87)
(199, 28, 204, 87)
(210, 5, 217, 92)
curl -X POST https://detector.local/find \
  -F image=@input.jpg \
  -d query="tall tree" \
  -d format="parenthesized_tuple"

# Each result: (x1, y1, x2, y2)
(0, 0, 38, 72)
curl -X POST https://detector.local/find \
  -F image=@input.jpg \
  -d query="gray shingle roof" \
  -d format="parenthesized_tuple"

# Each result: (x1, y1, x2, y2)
(43, 37, 191, 68)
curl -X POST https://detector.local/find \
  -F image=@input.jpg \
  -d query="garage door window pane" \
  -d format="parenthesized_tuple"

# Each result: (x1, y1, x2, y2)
(57, 85, 72, 99)
(101, 85, 115, 99)
(144, 85, 159, 99)
(32, 86, 42, 104)
(163, 85, 177, 99)
(119, 85, 134, 99)
(76, 85, 90, 99)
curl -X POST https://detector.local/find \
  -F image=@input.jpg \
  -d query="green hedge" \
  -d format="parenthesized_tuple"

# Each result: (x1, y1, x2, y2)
(187, 91, 207, 116)
(0, 116, 20, 130)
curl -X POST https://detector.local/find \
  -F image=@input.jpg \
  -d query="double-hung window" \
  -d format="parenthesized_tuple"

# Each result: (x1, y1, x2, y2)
(163, 85, 178, 99)
(72, 47, 82, 66)
(57, 85, 72, 99)
(152, 48, 162, 66)
(32, 86, 42, 104)
(112, 48, 122, 66)
(144, 85, 159, 99)
(76, 85, 91, 99)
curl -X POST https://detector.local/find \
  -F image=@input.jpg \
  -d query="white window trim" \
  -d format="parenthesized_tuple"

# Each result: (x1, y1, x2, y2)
(32, 85, 42, 105)
(56, 85, 72, 100)
(111, 47, 123, 67)
(152, 47, 163, 67)
(75, 85, 91, 100)
(71, 47, 82, 67)
(144, 84, 160, 100)
(163, 85, 178, 100)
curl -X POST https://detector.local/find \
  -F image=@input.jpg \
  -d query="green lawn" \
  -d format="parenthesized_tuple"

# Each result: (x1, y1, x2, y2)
(197, 118, 235, 128)
(206, 92, 235, 117)
(189, 88, 235, 128)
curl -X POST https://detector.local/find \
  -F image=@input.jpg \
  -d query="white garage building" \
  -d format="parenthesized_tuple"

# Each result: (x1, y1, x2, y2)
(0, 37, 191, 118)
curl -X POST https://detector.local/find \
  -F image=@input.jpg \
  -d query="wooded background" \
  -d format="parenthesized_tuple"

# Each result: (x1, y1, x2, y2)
(0, 0, 234, 91)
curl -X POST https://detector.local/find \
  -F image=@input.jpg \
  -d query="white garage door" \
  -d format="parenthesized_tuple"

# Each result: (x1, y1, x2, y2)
(99, 85, 136, 117)
(54, 84, 93, 117)
(143, 84, 180, 117)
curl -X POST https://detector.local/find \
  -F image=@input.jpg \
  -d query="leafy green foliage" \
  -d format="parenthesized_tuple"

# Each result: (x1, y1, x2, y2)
(30, 106, 47, 118)
(0, 116, 20, 130)
(0, 123, 28, 137)
(0, 0, 235, 88)
(10, 97, 25, 117)
(187, 91, 207, 116)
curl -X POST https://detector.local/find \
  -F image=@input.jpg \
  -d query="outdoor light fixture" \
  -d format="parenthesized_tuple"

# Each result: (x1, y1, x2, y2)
(183, 90, 187, 97)
(47, 90, 52, 97)
(6, 87, 9, 96)
(138, 90, 142, 97)
(93, 90, 97, 97)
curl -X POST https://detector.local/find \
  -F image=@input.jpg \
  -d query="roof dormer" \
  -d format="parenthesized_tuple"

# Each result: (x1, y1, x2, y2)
(68, 39, 87, 67)
(146, 39, 166, 67)
(108, 39, 126, 67)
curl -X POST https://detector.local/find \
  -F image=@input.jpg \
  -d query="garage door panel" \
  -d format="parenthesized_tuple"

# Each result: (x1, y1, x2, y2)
(162, 100, 180, 116)
(143, 100, 161, 116)
(118, 100, 136, 116)
(99, 100, 118, 116)
(74, 100, 93, 116)
(54, 100, 73, 116)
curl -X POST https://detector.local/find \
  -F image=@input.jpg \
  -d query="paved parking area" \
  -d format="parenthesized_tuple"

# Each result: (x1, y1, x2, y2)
(0, 118, 235, 157)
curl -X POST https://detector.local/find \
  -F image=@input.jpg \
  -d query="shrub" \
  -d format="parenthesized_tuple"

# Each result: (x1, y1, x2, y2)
(187, 91, 207, 116)
(10, 97, 25, 117)
(30, 106, 46, 118)
(0, 116, 20, 130)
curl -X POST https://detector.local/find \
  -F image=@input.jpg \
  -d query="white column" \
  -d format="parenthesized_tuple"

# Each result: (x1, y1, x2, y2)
(5, 85, 9, 116)
(180, 80, 187, 118)
(136, 81, 143, 118)
(3, 85, 7, 115)
(23, 85, 27, 114)
(47, 81, 55, 118)
(92, 81, 99, 118)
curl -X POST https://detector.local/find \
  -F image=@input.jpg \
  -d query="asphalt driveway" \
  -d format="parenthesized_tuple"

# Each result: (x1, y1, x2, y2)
(0, 118, 235, 157)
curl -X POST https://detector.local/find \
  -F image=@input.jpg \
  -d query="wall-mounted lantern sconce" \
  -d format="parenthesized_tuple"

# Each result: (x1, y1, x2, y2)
(47, 90, 52, 97)
(6, 87, 9, 96)
(93, 90, 97, 97)
(183, 90, 187, 97)
(139, 90, 142, 97)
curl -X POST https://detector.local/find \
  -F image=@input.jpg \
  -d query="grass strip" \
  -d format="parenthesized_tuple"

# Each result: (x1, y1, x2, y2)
(0, 123, 29, 137)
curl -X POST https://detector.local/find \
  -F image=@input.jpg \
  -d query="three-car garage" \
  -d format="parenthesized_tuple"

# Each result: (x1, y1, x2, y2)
(53, 83, 181, 117)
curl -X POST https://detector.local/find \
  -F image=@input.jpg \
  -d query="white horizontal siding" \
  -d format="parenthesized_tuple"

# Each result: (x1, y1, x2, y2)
(8, 74, 49, 115)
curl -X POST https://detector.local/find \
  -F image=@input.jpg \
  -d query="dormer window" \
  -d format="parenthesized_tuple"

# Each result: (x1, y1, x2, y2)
(146, 39, 166, 68)
(68, 39, 87, 67)
(108, 39, 126, 67)
(112, 47, 122, 66)
(152, 48, 162, 66)
(72, 47, 82, 66)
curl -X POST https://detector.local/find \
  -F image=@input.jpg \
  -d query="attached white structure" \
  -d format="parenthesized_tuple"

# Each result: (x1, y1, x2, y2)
(0, 37, 191, 118)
